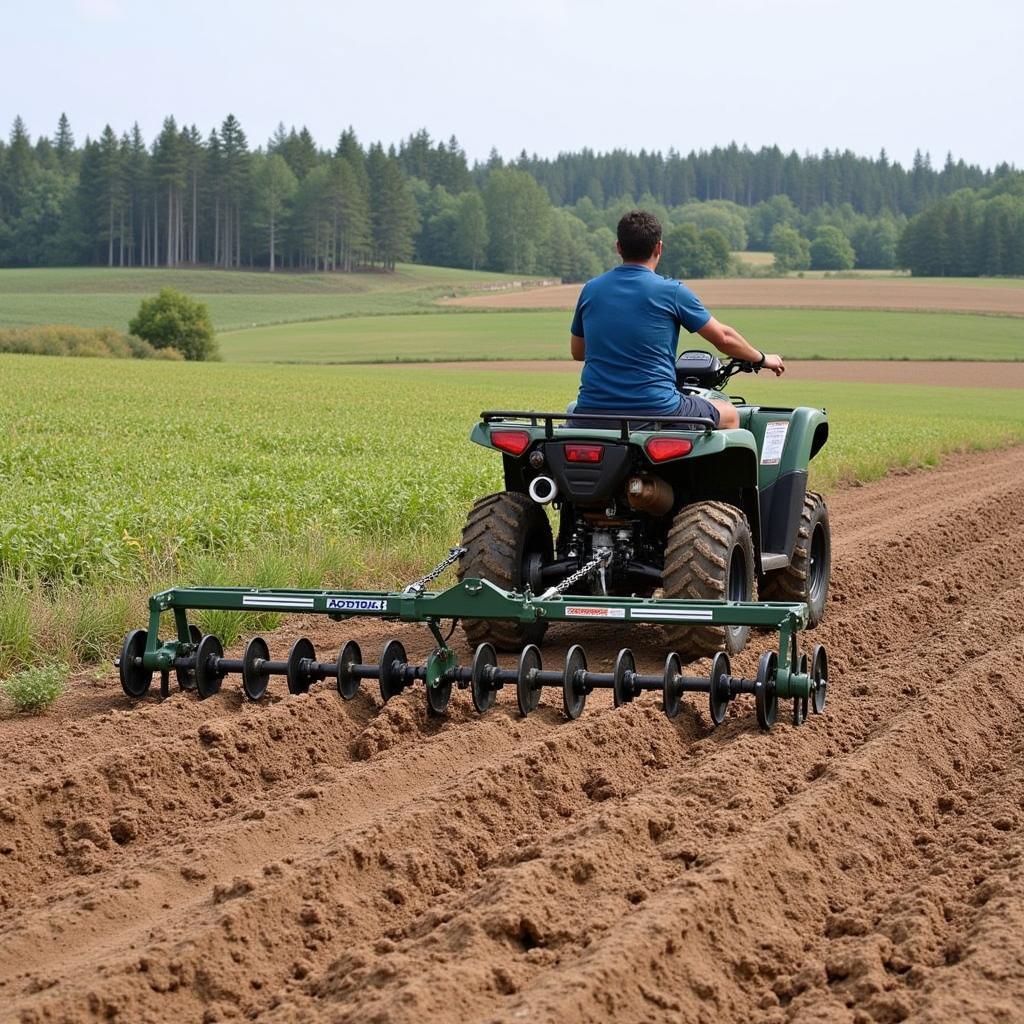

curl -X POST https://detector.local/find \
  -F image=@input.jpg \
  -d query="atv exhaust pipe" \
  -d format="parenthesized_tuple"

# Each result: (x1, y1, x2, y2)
(528, 475, 558, 505)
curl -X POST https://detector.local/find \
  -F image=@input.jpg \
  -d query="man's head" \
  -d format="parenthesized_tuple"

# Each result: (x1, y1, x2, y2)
(617, 209, 663, 265)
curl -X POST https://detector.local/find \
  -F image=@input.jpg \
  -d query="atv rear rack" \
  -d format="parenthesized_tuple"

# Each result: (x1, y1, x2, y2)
(481, 410, 716, 440)
(116, 578, 828, 732)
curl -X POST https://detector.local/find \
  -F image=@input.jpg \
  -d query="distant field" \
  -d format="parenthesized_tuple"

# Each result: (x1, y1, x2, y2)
(220, 308, 1024, 363)
(446, 276, 1024, 314)
(0, 265, 545, 331)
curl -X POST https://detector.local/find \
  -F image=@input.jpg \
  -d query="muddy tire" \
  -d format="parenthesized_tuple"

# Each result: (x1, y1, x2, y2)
(458, 492, 553, 651)
(662, 501, 755, 661)
(760, 491, 830, 627)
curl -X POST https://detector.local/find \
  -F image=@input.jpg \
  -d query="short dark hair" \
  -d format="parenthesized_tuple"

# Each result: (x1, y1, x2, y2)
(617, 209, 662, 261)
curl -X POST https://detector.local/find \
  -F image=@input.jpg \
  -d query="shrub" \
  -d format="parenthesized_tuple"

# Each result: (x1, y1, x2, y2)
(129, 288, 217, 361)
(1, 663, 68, 713)
(0, 325, 180, 360)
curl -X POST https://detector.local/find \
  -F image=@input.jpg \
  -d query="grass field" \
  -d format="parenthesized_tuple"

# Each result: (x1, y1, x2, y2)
(219, 307, 1024, 363)
(0, 265, 545, 331)
(3, 351, 1024, 672)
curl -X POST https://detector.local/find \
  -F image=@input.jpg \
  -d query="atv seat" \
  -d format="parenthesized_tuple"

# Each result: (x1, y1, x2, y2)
(566, 401, 720, 432)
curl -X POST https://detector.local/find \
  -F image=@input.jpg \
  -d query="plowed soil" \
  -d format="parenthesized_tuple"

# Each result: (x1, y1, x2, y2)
(3, 446, 1024, 1024)
(445, 278, 1024, 316)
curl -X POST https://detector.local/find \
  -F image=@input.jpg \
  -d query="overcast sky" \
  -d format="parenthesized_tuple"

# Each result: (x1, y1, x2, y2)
(4, 0, 1021, 169)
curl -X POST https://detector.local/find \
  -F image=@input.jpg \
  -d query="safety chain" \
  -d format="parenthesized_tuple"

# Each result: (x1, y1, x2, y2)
(539, 547, 612, 601)
(403, 547, 467, 595)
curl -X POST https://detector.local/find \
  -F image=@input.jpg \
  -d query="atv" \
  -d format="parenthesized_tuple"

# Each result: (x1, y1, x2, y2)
(458, 350, 831, 660)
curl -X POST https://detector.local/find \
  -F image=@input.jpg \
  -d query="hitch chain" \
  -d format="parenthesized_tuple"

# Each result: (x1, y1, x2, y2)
(403, 547, 467, 595)
(539, 547, 612, 601)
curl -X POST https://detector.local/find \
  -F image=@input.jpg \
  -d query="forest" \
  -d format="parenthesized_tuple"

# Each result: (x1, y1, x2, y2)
(0, 113, 1021, 280)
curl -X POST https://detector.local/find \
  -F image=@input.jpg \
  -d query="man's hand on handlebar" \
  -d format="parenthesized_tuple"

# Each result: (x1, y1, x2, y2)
(761, 353, 785, 376)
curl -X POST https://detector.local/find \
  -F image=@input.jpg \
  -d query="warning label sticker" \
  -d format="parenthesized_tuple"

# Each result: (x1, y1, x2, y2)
(565, 606, 626, 619)
(760, 421, 790, 465)
(325, 597, 387, 612)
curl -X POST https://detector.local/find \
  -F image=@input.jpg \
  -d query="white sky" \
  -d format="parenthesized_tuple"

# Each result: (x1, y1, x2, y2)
(4, 0, 1021, 170)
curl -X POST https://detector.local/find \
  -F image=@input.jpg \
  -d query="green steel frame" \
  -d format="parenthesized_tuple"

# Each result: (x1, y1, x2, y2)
(141, 578, 816, 699)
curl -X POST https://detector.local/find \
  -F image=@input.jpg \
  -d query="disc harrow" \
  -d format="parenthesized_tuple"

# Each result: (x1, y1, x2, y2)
(115, 575, 829, 732)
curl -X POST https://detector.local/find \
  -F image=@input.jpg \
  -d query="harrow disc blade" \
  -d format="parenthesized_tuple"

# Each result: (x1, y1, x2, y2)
(176, 623, 203, 692)
(119, 629, 153, 700)
(336, 640, 362, 701)
(755, 650, 778, 730)
(286, 637, 316, 695)
(195, 634, 226, 700)
(708, 651, 731, 726)
(793, 652, 809, 726)
(810, 644, 829, 714)
(471, 643, 497, 713)
(425, 647, 456, 718)
(562, 645, 587, 720)
(516, 644, 542, 716)
(612, 648, 636, 708)
(242, 636, 271, 701)
(662, 652, 683, 720)
(379, 639, 407, 703)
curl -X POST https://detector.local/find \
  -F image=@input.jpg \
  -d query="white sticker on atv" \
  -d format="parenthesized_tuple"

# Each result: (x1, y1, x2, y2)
(325, 597, 387, 612)
(761, 421, 789, 465)
(565, 606, 626, 619)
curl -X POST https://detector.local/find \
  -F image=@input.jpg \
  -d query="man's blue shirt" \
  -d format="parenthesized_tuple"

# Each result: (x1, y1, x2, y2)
(571, 264, 711, 415)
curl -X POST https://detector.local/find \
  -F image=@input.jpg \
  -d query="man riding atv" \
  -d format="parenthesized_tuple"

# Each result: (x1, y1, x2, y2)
(570, 209, 785, 427)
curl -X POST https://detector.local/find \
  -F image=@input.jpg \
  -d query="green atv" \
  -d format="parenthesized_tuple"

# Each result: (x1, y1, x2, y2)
(458, 350, 831, 660)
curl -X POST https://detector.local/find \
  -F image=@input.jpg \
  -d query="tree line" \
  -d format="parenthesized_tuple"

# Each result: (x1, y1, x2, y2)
(0, 114, 1021, 280)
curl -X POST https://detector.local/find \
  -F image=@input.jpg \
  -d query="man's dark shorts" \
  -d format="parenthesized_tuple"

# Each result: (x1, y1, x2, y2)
(571, 392, 721, 429)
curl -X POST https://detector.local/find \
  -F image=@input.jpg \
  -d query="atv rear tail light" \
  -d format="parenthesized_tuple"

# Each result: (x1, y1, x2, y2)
(564, 443, 604, 463)
(491, 429, 531, 456)
(645, 437, 693, 462)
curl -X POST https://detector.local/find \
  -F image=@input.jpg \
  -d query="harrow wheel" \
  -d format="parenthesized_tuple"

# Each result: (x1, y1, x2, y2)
(119, 629, 153, 700)
(471, 643, 497, 713)
(176, 623, 204, 691)
(562, 645, 587, 720)
(612, 648, 636, 708)
(516, 644, 542, 716)
(336, 641, 362, 701)
(792, 653, 809, 726)
(287, 638, 316, 695)
(662, 652, 683, 720)
(755, 651, 778, 730)
(709, 651, 731, 726)
(425, 648, 456, 718)
(195, 634, 226, 700)
(379, 639, 407, 703)
(810, 644, 828, 714)
(242, 636, 271, 701)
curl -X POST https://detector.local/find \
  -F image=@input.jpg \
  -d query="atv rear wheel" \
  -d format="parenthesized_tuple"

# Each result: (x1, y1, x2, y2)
(662, 501, 755, 661)
(760, 491, 830, 627)
(458, 492, 553, 651)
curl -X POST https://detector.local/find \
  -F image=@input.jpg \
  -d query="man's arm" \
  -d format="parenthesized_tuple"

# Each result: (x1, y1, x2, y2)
(696, 316, 785, 376)
(571, 334, 585, 361)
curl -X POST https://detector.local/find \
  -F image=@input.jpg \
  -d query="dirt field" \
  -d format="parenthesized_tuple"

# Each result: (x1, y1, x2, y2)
(420, 360, 1024, 388)
(3, 445, 1024, 1023)
(445, 278, 1024, 316)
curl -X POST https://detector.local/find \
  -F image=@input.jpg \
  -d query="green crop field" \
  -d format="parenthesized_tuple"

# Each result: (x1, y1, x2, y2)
(2, 351, 1024, 673)
(220, 307, 1024, 363)
(0, 265, 545, 332)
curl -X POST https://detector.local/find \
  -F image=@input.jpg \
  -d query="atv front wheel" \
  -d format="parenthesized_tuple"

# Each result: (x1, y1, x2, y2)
(760, 491, 830, 627)
(458, 492, 553, 651)
(662, 501, 755, 661)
